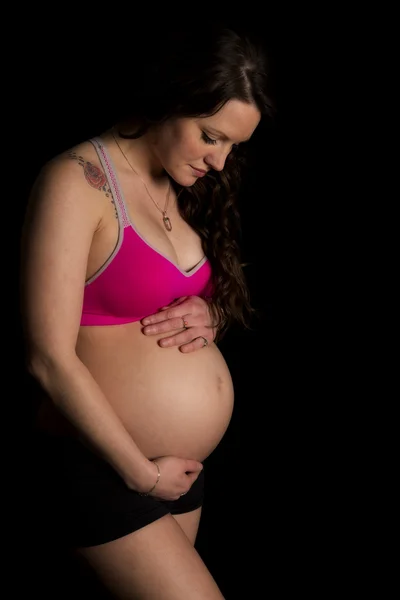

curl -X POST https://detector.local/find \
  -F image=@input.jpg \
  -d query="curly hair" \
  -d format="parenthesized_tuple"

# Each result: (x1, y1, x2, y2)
(116, 25, 274, 339)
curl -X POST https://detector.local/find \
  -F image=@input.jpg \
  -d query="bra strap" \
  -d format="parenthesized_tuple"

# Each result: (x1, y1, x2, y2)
(89, 137, 130, 229)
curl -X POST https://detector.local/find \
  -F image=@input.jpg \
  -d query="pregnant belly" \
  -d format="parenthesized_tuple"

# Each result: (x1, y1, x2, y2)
(75, 322, 234, 462)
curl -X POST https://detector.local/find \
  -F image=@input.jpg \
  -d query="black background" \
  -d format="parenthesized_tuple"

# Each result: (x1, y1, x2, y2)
(6, 15, 304, 600)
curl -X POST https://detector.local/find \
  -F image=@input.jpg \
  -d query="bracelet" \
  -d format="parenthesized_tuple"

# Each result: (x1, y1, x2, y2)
(138, 460, 161, 496)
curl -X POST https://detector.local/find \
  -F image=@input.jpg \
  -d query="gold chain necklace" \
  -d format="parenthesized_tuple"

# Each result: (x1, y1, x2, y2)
(111, 129, 173, 232)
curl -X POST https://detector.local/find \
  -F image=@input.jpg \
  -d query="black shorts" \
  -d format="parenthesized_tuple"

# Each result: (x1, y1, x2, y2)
(29, 431, 205, 548)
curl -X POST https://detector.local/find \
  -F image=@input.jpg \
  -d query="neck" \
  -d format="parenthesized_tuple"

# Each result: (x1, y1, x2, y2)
(109, 126, 166, 183)
(109, 126, 177, 232)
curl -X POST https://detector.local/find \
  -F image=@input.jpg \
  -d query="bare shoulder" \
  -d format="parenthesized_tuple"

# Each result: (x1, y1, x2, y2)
(29, 139, 112, 215)
(64, 140, 112, 197)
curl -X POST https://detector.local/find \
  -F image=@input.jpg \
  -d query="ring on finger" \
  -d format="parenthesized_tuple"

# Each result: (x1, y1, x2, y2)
(181, 317, 189, 329)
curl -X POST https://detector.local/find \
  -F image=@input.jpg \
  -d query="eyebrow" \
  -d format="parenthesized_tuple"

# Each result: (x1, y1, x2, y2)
(207, 127, 229, 140)
(206, 126, 251, 143)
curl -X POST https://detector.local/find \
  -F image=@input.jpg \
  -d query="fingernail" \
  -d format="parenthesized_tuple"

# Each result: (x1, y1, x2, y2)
(144, 327, 156, 335)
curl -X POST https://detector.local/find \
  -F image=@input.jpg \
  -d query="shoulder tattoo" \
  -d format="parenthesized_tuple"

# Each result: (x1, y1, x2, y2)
(67, 151, 117, 218)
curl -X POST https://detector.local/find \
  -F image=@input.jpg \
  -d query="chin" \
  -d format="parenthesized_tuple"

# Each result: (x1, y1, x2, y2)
(183, 178, 197, 187)
(167, 165, 199, 188)
(171, 173, 197, 187)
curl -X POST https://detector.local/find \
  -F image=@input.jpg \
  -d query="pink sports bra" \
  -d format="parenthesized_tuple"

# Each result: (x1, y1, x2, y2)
(80, 138, 213, 326)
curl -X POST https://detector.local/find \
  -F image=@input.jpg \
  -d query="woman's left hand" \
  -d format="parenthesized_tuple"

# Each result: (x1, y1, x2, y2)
(141, 296, 216, 352)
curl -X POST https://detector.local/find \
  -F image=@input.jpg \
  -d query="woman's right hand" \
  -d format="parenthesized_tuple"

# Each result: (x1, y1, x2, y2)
(142, 456, 203, 501)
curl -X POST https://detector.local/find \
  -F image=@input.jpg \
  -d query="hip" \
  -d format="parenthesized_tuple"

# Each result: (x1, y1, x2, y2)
(29, 431, 206, 548)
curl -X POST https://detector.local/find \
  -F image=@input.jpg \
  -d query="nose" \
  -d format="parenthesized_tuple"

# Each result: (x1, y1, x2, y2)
(205, 146, 230, 172)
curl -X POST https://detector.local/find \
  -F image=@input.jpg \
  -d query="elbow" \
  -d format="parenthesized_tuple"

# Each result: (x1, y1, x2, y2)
(26, 352, 49, 384)
(25, 347, 77, 390)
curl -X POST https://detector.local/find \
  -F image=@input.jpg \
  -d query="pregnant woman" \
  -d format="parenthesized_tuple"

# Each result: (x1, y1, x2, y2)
(20, 24, 273, 599)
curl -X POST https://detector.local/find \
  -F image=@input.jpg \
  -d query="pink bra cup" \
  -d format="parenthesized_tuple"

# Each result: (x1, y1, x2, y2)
(80, 138, 213, 326)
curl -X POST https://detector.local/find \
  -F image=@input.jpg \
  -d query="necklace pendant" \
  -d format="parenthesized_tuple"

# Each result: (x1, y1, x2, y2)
(163, 214, 172, 232)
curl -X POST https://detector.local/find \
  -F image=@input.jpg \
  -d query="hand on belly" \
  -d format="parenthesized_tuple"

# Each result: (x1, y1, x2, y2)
(143, 456, 204, 501)
(140, 295, 216, 353)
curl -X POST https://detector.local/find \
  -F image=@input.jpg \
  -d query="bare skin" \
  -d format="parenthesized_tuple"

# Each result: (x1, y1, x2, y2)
(22, 99, 260, 599)
(77, 510, 225, 599)
(172, 507, 202, 545)
(141, 295, 218, 351)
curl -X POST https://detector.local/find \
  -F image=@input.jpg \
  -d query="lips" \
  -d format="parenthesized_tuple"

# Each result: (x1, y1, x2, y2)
(190, 165, 207, 176)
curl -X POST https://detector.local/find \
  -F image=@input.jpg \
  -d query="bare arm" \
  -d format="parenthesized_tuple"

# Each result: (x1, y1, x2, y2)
(20, 157, 157, 493)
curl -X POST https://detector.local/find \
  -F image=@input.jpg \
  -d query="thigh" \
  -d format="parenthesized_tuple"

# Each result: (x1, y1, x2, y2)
(172, 506, 202, 545)
(76, 513, 224, 600)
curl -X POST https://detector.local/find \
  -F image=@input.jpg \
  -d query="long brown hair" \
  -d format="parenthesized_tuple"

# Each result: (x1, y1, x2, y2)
(117, 25, 274, 339)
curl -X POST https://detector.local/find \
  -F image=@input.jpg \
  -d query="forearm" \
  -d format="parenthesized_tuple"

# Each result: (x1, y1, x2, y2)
(29, 353, 155, 492)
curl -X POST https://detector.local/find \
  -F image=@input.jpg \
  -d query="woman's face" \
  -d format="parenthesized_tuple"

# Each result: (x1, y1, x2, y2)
(153, 100, 261, 186)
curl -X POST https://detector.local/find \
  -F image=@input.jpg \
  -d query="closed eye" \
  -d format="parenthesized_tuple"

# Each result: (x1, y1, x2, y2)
(201, 132, 217, 145)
